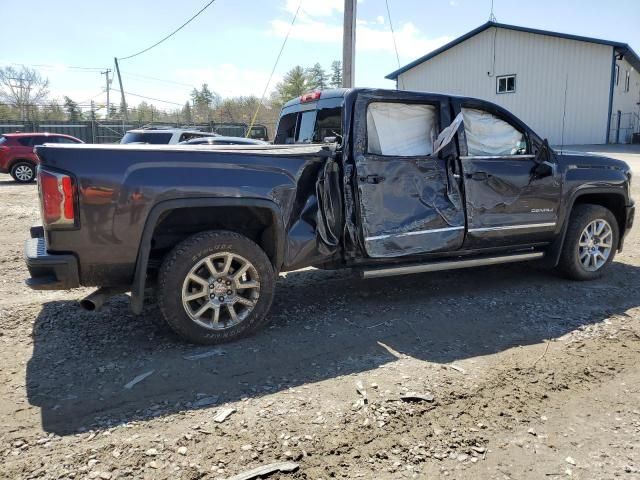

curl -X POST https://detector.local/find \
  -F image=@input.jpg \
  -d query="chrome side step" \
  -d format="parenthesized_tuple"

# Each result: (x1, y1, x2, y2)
(361, 252, 544, 279)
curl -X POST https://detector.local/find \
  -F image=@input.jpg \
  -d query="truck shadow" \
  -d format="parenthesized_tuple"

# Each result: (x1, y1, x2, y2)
(26, 261, 640, 435)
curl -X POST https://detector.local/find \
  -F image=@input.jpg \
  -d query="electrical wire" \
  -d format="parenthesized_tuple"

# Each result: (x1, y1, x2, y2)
(110, 88, 184, 106)
(246, 0, 302, 137)
(120, 71, 195, 88)
(118, 0, 217, 60)
(384, 0, 404, 89)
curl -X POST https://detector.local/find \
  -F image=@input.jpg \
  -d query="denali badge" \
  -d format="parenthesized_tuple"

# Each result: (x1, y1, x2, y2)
(531, 208, 554, 213)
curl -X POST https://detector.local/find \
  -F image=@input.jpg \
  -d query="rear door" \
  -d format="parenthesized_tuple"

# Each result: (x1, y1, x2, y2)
(455, 101, 561, 247)
(353, 92, 465, 258)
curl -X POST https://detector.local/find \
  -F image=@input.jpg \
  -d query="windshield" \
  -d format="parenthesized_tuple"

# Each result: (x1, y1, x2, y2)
(121, 132, 172, 144)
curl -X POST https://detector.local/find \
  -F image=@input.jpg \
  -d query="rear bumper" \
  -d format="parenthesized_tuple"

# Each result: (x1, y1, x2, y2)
(24, 231, 80, 290)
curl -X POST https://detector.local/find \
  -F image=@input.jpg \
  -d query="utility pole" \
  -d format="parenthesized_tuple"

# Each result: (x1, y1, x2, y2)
(101, 69, 112, 118)
(342, 0, 357, 88)
(8, 77, 27, 120)
(114, 57, 128, 121)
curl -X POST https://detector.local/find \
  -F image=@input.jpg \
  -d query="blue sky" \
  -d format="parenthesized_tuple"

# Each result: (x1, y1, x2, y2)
(2, 0, 639, 111)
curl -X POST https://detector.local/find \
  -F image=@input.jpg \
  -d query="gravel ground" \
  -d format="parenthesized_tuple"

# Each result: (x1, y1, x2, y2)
(1, 147, 639, 480)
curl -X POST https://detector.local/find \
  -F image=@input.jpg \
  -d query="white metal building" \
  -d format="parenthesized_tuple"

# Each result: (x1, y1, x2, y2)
(386, 22, 640, 145)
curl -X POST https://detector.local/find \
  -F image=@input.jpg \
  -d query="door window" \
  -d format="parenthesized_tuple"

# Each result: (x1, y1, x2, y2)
(367, 102, 438, 156)
(461, 108, 526, 156)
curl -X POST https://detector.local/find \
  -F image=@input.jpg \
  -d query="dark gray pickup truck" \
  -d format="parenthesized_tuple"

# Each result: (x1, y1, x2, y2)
(25, 88, 635, 344)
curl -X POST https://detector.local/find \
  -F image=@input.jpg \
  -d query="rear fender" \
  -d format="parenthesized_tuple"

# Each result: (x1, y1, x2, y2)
(130, 198, 284, 314)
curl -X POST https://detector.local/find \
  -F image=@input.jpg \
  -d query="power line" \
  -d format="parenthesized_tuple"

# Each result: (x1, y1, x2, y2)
(118, 0, 217, 61)
(385, 0, 404, 89)
(110, 88, 184, 106)
(246, 0, 302, 136)
(120, 71, 196, 88)
(4, 62, 107, 72)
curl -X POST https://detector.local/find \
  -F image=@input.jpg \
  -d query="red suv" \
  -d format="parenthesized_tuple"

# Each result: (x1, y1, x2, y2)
(0, 133, 83, 183)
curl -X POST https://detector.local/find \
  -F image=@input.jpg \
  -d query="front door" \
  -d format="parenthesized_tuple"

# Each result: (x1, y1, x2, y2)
(353, 92, 465, 258)
(456, 103, 562, 247)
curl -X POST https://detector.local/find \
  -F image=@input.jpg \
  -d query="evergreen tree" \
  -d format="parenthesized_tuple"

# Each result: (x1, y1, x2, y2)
(330, 60, 342, 88)
(182, 102, 193, 124)
(275, 66, 309, 104)
(63, 96, 81, 121)
(306, 63, 328, 90)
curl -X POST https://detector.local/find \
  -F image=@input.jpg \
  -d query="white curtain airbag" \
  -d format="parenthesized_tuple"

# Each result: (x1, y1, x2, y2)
(462, 108, 525, 156)
(367, 103, 437, 156)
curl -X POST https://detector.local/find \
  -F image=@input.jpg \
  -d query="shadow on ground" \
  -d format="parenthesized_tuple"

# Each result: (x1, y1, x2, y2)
(26, 261, 640, 435)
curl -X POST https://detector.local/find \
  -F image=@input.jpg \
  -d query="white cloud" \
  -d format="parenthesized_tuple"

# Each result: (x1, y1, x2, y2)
(269, 17, 451, 60)
(174, 64, 281, 99)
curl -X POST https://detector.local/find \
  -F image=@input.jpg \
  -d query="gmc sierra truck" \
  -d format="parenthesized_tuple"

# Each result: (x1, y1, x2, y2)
(25, 88, 635, 344)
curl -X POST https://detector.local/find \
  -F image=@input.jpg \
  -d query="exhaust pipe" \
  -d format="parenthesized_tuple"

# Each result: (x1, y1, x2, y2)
(79, 287, 125, 312)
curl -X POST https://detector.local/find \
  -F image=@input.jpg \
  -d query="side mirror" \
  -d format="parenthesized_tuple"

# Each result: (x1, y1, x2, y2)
(534, 138, 551, 163)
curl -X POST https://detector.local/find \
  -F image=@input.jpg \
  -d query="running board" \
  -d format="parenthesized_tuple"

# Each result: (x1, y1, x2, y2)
(361, 252, 544, 279)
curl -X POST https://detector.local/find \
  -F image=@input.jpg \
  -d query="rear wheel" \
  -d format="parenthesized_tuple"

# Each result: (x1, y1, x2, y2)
(557, 204, 619, 280)
(10, 161, 36, 183)
(157, 230, 275, 344)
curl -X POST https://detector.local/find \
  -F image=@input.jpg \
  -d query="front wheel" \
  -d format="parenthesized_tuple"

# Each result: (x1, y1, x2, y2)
(157, 230, 275, 344)
(557, 204, 619, 280)
(10, 161, 36, 183)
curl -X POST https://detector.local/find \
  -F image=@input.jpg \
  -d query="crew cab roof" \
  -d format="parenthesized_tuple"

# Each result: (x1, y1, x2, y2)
(282, 88, 351, 109)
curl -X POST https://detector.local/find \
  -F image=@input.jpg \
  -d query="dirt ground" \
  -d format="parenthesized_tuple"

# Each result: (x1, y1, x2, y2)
(1, 147, 639, 480)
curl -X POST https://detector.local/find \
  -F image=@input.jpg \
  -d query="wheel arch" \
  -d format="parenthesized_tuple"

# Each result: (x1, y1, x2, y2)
(130, 197, 285, 314)
(544, 187, 628, 268)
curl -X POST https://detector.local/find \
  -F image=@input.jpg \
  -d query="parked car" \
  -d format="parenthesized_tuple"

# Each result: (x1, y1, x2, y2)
(120, 127, 218, 145)
(25, 88, 635, 345)
(0, 132, 83, 183)
(179, 136, 269, 146)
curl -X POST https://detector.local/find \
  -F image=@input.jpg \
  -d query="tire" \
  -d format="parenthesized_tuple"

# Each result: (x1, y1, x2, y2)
(157, 230, 276, 344)
(557, 204, 619, 281)
(10, 161, 36, 183)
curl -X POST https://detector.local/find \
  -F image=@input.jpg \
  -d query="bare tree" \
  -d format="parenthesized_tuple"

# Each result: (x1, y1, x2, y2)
(0, 65, 50, 120)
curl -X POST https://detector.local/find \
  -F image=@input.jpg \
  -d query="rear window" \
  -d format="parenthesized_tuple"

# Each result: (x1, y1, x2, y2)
(0, 136, 6, 145)
(275, 106, 342, 144)
(17, 136, 51, 147)
(121, 132, 172, 144)
(55, 136, 81, 144)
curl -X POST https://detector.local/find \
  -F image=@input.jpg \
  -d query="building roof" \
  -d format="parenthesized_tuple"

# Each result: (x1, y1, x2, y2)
(386, 21, 640, 80)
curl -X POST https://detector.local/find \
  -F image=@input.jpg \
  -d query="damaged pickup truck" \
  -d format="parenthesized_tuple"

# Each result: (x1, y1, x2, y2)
(25, 88, 635, 344)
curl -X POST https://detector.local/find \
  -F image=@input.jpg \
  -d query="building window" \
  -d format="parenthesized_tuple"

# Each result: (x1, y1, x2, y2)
(615, 64, 620, 86)
(625, 70, 630, 92)
(496, 74, 516, 94)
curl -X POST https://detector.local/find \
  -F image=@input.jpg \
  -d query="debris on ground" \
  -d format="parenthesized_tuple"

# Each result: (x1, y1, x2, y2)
(224, 462, 299, 480)
(123, 370, 155, 389)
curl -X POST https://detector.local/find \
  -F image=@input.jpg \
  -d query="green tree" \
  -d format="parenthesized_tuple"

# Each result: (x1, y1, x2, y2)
(330, 60, 342, 88)
(182, 101, 193, 124)
(275, 66, 309, 104)
(306, 63, 328, 90)
(63, 96, 81, 121)
(42, 100, 65, 121)
(191, 83, 220, 122)
(108, 103, 118, 118)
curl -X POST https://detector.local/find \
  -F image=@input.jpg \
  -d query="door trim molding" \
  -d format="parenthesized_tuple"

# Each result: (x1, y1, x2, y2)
(366, 226, 464, 241)
(459, 154, 536, 160)
(469, 222, 556, 233)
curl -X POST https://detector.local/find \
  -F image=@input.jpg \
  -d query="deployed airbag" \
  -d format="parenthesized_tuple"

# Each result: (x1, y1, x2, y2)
(367, 102, 437, 156)
(462, 108, 525, 156)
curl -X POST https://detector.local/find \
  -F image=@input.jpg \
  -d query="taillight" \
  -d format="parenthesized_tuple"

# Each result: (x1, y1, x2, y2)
(300, 91, 321, 103)
(39, 170, 76, 227)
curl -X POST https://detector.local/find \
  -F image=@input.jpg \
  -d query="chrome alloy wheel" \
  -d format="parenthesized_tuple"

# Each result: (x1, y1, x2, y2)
(181, 252, 260, 330)
(14, 165, 33, 181)
(578, 219, 613, 272)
